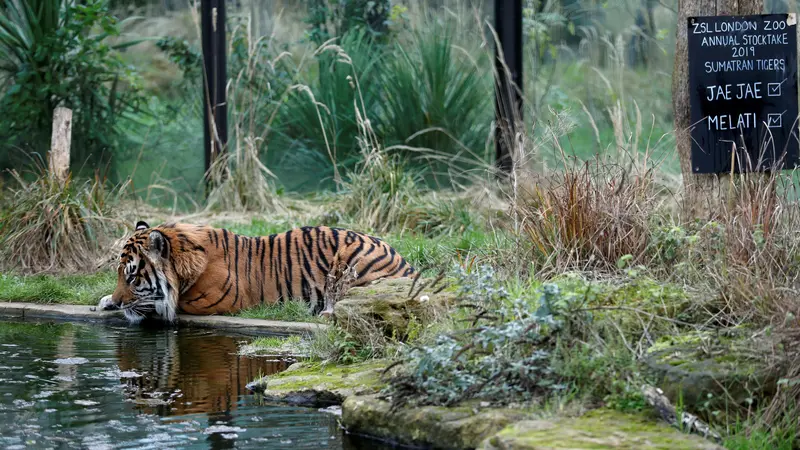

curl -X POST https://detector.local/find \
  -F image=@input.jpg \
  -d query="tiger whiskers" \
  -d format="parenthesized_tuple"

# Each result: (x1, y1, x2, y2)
(121, 294, 177, 323)
(122, 302, 148, 324)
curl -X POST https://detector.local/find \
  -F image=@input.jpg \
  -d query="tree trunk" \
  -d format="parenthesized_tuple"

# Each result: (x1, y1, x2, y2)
(49, 107, 72, 185)
(673, 0, 764, 220)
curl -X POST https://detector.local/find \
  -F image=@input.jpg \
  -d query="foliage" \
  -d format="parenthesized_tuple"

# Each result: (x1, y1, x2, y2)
(235, 299, 322, 323)
(0, 0, 147, 172)
(305, 0, 393, 47)
(517, 157, 660, 276)
(337, 152, 422, 234)
(378, 18, 492, 184)
(383, 265, 565, 408)
(0, 158, 128, 274)
(154, 36, 202, 92)
(331, 79, 486, 237)
(203, 20, 290, 212)
(309, 325, 376, 365)
(0, 271, 116, 304)
(276, 28, 385, 188)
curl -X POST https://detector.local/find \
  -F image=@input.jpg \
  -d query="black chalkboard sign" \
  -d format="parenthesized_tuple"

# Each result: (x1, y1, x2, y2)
(688, 13, 799, 173)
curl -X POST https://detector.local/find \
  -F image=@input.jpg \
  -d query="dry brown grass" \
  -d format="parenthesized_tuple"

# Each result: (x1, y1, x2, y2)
(517, 158, 661, 277)
(0, 162, 129, 274)
(691, 172, 800, 327)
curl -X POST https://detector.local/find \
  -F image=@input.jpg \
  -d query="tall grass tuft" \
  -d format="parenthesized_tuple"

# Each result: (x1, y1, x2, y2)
(518, 157, 660, 276)
(276, 28, 385, 187)
(339, 152, 423, 234)
(198, 9, 290, 212)
(0, 158, 128, 274)
(683, 171, 800, 326)
(379, 17, 492, 186)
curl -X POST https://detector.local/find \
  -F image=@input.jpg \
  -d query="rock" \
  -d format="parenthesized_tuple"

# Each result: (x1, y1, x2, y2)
(246, 360, 388, 408)
(481, 409, 724, 450)
(643, 329, 781, 414)
(342, 394, 536, 449)
(334, 277, 455, 340)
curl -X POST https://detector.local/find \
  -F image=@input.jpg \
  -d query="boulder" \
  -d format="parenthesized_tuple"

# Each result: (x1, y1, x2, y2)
(246, 360, 388, 408)
(333, 277, 455, 340)
(481, 409, 724, 450)
(342, 396, 723, 450)
(643, 329, 782, 414)
(342, 394, 536, 449)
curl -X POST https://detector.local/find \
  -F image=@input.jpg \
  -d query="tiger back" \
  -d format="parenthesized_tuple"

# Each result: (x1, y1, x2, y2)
(99, 221, 416, 322)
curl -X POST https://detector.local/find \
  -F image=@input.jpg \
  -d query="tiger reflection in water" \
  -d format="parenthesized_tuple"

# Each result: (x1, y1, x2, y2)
(114, 328, 288, 416)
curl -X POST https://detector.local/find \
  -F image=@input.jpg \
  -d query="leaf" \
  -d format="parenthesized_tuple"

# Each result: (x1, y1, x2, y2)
(616, 254, 634, 269)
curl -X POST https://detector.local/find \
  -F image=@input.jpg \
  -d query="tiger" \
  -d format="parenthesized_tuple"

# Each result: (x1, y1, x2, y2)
(98, 221, 416, 323)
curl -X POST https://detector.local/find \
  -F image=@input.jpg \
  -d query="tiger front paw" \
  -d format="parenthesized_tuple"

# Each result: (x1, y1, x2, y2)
(98, 295, 120, 311)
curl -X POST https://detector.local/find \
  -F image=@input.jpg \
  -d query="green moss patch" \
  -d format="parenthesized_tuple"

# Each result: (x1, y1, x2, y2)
(342, 394, 538, 449)
(643, 329, 782, 419)
(483, 409, 724, 449)
(334, 277, 455, 340)
(550, 272, 691, 317)
(247, 360, 388, 407)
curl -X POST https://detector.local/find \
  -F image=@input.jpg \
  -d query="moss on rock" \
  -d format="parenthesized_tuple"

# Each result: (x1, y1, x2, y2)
(481, 409, 724, 449)
(643, 329, 781, 415)
(246, 360, 388, 407)
(334, 277, 455, 340)
(342, 397, 723, 450)
(342, 394, 537, 449)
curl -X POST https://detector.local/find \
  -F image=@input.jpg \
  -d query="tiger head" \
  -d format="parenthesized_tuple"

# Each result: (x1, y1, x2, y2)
(99, 221, 206, 324)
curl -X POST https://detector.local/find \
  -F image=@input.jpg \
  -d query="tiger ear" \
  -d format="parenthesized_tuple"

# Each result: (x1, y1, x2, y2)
(135, 221, 150, 231)
(149, 230, 170, 260)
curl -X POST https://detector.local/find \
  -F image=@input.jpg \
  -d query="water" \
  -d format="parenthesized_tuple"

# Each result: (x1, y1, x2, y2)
(0, 319, 395, 450)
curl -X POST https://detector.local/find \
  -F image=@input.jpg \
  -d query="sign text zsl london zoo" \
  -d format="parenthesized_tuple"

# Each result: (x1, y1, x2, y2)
(688, 13, 799, 173)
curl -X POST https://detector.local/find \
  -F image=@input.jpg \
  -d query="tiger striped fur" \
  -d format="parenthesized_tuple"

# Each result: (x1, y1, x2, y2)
(98, 221, 416, 323)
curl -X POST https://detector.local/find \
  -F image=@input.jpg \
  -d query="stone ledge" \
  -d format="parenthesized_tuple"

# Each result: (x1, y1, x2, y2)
(0, 302, 326, 335)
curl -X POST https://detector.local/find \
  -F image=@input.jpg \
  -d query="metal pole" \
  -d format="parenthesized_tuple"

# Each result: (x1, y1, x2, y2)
(494, 0, 523, 176)
(201, 0, 228, 188)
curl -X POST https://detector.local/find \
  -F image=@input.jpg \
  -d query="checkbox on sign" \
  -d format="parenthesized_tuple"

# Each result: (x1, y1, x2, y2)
(768, 82, 782, 97)
(767, 113, 783, 128)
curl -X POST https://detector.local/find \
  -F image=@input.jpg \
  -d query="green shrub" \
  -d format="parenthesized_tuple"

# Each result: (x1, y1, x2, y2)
(383, 265, 566, 408)
(0, 0, 147, 172)
(308, 325, 376, 365)
(305, 0, 393, 47)
(275, 28, 385, 189)
(378, 18, 492, 185)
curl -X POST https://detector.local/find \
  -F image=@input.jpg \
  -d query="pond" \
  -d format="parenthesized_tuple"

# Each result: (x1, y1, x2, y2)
(0, 319, 394, 449)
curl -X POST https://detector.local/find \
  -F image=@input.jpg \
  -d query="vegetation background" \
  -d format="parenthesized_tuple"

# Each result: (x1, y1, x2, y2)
(1, 0, 689, 206)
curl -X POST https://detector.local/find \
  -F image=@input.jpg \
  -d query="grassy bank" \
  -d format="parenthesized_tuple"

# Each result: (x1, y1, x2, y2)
(0, 272, 116, 305)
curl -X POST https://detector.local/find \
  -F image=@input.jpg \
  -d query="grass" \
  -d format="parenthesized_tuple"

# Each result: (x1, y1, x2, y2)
(251, 335, 302, 349)
(0, 271, 116, 305)
(239, 335, 306, 357)
(0, 159, 129, 274)
(233, 299, 323, 323)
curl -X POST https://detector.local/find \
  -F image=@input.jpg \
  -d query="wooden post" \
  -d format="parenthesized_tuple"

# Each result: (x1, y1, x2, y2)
(673, 0, 764, 219)
(494, 0, 523, 177)
(201, 0, 228, 188)
(49, 107, 73, 184)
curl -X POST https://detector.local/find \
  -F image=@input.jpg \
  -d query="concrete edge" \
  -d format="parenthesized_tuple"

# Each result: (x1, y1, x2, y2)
(0, 302, 328, 336)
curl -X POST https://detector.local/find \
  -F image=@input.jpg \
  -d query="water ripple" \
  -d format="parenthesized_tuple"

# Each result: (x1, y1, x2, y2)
(0, 319, 396, 450)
